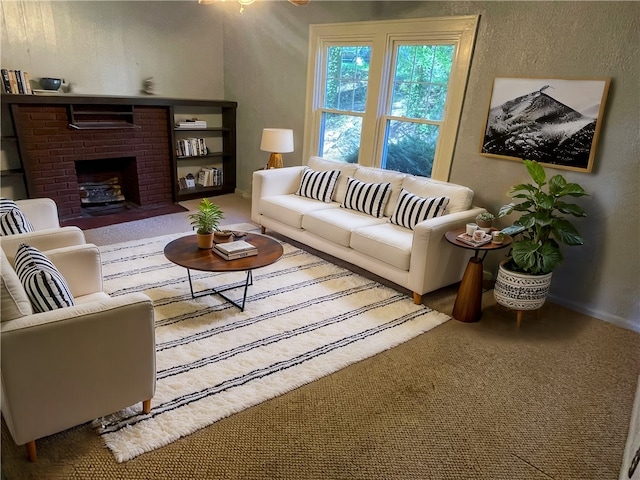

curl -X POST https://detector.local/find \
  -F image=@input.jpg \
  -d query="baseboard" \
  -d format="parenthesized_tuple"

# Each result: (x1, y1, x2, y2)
(548, 293, 639, 333)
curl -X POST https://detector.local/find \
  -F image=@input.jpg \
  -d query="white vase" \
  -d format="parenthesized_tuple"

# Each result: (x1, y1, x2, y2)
(494, 262, 553, 311)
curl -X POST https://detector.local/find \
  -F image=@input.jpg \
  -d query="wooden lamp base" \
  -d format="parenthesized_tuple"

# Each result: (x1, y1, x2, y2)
(266, 152, 283, 169)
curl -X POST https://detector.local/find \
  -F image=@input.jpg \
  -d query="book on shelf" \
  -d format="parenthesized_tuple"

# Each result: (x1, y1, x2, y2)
(456, 232, 492, 247)
(214, 239, 257, 256)
(176, 119, 207, 129)
(196, 166, 223, 187)
(1, 69, 33, 94)
(176, 137, 207, 157)
(213, 246, 258, 261)
(1, 69, 11, 93)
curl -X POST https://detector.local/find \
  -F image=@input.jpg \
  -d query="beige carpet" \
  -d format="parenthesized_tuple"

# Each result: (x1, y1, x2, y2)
(2, 194, 639, 479)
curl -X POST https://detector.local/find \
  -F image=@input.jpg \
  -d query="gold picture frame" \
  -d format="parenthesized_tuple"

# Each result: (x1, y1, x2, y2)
(479, 77, 610, 173)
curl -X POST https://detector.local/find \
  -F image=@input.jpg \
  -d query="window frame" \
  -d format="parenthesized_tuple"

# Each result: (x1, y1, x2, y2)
(303, 16, 479, 181)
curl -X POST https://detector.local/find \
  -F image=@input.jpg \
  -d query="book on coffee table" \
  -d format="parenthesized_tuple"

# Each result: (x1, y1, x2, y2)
(214, 239, 257, 255)
(456, 232, 492, 247)
(213, 246, 258, 261)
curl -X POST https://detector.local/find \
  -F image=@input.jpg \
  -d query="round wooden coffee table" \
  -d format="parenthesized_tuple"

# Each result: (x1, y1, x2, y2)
(164, 232, 283, 311)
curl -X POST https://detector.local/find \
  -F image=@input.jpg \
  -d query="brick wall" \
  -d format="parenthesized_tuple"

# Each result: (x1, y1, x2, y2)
(12, 104, 173, 219)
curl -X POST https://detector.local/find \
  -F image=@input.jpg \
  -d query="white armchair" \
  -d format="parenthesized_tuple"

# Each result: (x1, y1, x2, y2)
(0, 197, 86, 263)
(0, 243, 156, 462)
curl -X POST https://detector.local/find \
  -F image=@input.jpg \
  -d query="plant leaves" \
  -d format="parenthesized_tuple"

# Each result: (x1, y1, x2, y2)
(524, 159, 546, 187)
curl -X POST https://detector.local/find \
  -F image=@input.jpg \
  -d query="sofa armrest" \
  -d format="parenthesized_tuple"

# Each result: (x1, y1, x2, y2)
(408, 207, 487, 295)
(15, 198, 60, 230)
(44, 244, 103, 297)
(0, 227, 86, 264)
(251, 166, 306, 223)
(0, 292, 155, 445)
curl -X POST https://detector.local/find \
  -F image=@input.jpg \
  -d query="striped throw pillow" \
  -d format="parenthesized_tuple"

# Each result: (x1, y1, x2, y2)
(13, 243, 75, 312)
(390, 189, 450, 230)
(341, 177, 391, 218)
(296, 168, 340, 202)
(0, 198, 35, 235)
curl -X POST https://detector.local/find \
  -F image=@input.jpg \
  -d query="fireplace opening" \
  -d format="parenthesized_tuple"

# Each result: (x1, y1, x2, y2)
(75, 157, 140, 215)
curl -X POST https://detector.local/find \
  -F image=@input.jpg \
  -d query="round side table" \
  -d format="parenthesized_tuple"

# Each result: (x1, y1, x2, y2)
(445, 228, 512, 322)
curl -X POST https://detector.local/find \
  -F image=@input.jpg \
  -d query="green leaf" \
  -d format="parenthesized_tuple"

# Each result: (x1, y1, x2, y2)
(501, 224, 525, 236)
(498, 203, 516, 218)
(555, 202, 586, 217)
(524, 160, 546, 187)
(558, 183, 588, 198)
(511, 240, 539, 272)
(551, 218, 584, 245)
(548, 174, 567, 195)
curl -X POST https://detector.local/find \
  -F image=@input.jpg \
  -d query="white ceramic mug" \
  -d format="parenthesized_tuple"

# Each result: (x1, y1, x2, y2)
(473, 229, 484, 242)
(466, 223, 477, 236)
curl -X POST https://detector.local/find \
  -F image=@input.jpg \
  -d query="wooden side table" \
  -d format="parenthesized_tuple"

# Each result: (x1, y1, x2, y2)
(445, 228, 512, 322)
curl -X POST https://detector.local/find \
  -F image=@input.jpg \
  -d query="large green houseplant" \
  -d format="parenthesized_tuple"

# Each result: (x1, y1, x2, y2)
(494, 159, 588, 319)
(189, 198, 224, 248)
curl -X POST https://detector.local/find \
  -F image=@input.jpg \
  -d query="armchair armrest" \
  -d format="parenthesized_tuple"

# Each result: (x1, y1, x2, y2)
(44, 244, 103, 297)
(14, 198, 60, 230)
(408, 207, 487, 295)
(0, 227, 86, 264)
(0, 292, 155, 446)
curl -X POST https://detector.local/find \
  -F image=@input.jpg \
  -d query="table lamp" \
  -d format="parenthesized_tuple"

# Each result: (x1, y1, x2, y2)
(260, 128, 294, 169)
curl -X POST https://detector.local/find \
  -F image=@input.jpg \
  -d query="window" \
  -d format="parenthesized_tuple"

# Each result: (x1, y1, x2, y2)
(303, 16, 479, 181)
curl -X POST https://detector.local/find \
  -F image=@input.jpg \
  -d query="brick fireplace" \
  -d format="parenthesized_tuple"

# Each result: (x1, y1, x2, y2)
(10, 104, 173, 220)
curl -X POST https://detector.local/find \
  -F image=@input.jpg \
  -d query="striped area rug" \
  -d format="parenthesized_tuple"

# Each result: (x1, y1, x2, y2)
(94, 224, 450, 462)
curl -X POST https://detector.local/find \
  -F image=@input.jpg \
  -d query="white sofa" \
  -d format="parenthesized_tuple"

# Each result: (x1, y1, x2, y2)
(252, 156, 486, 304)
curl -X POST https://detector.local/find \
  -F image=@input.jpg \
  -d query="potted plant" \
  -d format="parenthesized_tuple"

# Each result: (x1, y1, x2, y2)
(475, 211, 495, 232)
(188, 198, 225, 248)
(494, 159, 587, 321)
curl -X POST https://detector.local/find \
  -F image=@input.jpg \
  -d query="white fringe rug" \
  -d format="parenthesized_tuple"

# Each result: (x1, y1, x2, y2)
(95, 224, 450, 462)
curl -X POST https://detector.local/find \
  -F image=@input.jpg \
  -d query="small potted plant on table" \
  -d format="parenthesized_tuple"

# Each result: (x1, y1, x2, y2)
(189, 198, 225, 249)
(476, 211, 495, 232)
(494, 159, 588, 326)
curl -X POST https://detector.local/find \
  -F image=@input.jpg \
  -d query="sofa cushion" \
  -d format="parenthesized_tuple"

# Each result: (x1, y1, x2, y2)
(303, 208, 387, 247)
(390, 189, 450, 230)
(14, 243, 75, 312)
(260, 194, 339, 229)
(307, 156, 358, 204)
(296, 168, 340, 202)
(0, 249, 33, 321)
(350, 223, 413, 271)
(341, 177, 391, 218)
(401, 176, 473, 214)
(353, 167, 406, 217)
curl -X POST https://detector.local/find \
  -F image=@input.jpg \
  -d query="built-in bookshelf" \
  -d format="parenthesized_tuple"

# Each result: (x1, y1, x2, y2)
(170, 99, 237, 201)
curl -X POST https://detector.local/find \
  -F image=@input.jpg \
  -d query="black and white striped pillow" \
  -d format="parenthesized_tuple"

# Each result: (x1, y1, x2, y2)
(1, 208, 35, 235)
(0, 198, 34, 235)
(390, 189, 450, 230)
(296, 168, 340, 202)
(13, 243, 75, 312)
(341, 177, 391, 218)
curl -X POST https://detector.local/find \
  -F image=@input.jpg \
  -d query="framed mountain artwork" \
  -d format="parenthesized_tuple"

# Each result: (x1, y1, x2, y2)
(480, 77, 610, 172)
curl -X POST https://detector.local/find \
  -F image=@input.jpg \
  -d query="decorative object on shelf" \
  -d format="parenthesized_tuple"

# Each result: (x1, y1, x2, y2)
(260, 128, 294, 169)
(475, 211, 495, 232)
(494, 159, 588, 327)
(480, 77, 610, 173)
(188, 198, 225, 249)
(39, 77, 62, 91)
(142, 77, 155, 95)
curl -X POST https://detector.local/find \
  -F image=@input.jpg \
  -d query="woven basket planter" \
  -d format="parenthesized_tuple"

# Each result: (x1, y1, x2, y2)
(494, 261, 553, 311)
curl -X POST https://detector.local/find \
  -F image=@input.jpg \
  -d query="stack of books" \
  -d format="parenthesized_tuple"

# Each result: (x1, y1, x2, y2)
(197, 166, 223, 187)
(1, 69, 33, 95)
(175, 119, 207, 129)
(176, 137, 207, 157)
(213, 240, 258, 260)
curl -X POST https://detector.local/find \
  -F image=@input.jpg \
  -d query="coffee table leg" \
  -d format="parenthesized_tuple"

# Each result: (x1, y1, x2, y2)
(185, 269, 253, 311)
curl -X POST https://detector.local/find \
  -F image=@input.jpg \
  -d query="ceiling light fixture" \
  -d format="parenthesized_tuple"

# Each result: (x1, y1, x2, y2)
(198, 0, 309, 13)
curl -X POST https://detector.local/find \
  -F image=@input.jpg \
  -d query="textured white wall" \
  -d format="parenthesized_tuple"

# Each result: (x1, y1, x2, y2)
(1, 1, 225, 98)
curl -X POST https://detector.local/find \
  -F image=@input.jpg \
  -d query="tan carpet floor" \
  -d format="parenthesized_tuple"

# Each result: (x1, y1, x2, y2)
(2, 193, 639, 480)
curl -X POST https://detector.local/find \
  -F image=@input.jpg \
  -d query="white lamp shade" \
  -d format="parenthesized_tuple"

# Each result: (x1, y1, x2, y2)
(260, 128, 294, 154)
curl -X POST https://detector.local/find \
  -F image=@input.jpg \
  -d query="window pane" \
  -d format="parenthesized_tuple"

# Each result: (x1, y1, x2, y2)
(324, 46, 370, 113)
(382, 120, 439, 177)
(319, 112, 362, 163)
(390, 44, 454, 121)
